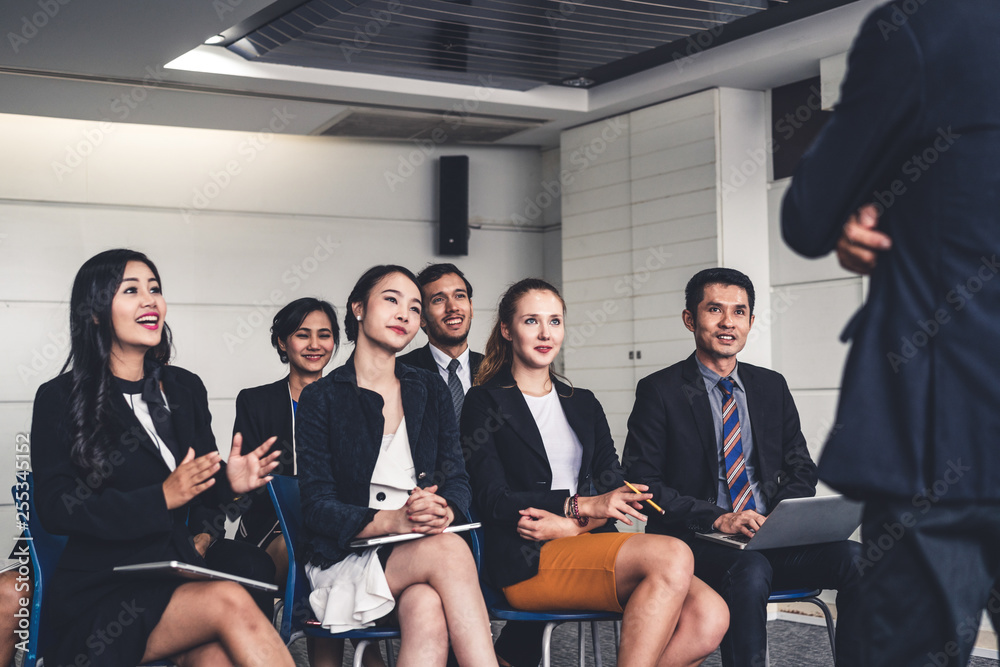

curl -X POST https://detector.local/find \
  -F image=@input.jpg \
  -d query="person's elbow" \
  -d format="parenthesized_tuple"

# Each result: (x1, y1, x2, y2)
(780, 188, 835, 258)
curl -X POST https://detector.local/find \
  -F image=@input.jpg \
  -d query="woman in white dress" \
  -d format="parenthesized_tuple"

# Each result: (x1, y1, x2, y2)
(295, 265, 498, 667)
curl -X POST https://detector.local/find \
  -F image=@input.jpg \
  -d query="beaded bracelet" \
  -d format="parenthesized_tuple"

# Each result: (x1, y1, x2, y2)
(570, 493, 589, 527)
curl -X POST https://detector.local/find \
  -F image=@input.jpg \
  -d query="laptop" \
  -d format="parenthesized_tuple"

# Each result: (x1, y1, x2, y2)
(114, 561, 279, 592)
(696, 495, 863, 550)
(349, 522, 481, 548)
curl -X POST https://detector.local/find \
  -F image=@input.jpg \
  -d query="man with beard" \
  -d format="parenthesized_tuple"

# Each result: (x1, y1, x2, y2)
(399, 263, 482, 419)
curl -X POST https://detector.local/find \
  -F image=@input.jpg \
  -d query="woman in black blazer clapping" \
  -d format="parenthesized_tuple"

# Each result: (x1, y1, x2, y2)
(31, 249, 292, 667)
(462, 279, 728, 667)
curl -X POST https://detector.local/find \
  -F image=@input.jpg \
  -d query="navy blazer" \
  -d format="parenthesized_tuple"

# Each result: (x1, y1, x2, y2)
(622, 354, 818, 538)
(296, 356, 471, 568)
(398, 343, 484, 379)
(782, 0, 1000, 500)
(462, 369, 624, 589)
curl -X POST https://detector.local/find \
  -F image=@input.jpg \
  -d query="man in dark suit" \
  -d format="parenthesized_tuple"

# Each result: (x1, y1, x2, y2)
(782, 1, 1000, 664)
(623, 268, 861, 667)
(398, 263, 483, 419)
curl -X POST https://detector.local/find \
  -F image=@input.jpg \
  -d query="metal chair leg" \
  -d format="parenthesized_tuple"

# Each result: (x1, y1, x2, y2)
(385, 638, 396, 667)
(353, 639, 371, 667)
(578, 622, 585, 667)
(542, 622, 557, 667)
(591, 621, 603, 667)
(805, 597, 837, 662)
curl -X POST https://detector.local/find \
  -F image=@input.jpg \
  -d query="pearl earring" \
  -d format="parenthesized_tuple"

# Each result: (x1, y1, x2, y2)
(356, 315, 362, 321)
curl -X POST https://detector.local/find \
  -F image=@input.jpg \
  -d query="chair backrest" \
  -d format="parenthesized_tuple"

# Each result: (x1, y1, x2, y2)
(465, 508, 508, 610)
(12, 471, 68, 667)
(267, 475, 313, 644)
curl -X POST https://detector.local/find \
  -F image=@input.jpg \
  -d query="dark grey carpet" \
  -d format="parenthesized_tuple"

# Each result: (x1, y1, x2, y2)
(294, 620, 999, 667)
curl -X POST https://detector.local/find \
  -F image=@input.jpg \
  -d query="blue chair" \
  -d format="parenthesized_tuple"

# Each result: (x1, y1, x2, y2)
(10, 471, 66, 667)
(267, 475, 399, 667)
(767, 588, 836, 661)
(468, 517, 621, 667)
(12, 472, 174, 667)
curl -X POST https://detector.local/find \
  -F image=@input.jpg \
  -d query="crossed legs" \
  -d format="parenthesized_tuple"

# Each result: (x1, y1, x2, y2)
(141, 580, 293, 667)
(614, 534, 728, 667)
(383, 532, 497, 667)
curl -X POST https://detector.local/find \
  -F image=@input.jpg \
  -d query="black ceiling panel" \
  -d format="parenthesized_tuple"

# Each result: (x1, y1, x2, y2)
(226, 0, 858, 91)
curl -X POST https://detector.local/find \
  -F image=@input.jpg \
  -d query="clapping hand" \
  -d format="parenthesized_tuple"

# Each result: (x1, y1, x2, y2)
(162, 448, 220, 510)
(226, 433, 281, 495)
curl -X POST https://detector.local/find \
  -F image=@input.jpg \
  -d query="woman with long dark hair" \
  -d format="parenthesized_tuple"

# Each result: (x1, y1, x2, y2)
(463, 278, 729, 667)
(296, 265, 497, 666)
(31, 249, 292, 666)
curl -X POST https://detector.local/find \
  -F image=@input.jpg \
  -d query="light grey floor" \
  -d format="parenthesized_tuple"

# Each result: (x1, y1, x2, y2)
(289, 620, 1000, 667)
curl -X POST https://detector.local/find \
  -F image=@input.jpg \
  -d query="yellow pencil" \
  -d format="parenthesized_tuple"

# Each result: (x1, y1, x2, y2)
(624, 480, 665, 515)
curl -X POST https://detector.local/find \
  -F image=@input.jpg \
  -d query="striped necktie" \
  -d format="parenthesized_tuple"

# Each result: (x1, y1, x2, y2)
(719, 376, 756, 512)
(447, 358, 465, 420)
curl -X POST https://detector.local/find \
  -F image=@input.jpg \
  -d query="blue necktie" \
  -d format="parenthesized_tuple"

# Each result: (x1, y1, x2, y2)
(719, 377, 756, 512)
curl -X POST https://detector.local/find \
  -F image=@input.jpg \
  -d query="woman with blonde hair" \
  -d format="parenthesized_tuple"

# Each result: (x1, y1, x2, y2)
(463, 278, 728, 667)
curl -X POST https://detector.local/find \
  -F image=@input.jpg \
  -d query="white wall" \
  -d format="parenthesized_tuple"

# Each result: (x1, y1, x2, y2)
(0, 112, 550, 538)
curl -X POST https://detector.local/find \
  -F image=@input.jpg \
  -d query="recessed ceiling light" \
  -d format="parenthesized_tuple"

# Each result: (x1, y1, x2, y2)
(562, 77, 595, 88)
(204, 34, 226, 45)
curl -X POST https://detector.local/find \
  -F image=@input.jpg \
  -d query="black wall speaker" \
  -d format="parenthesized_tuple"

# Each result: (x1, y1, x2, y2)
(439, 155, 469, 256)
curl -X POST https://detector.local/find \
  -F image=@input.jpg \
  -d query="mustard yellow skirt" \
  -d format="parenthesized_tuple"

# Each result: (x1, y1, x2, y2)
(502, 532, 638, 613)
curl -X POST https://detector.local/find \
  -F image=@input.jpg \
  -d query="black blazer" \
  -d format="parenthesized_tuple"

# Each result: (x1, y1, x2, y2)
(622, 354, 817, 539)
(233, 376, 294, 545)
(296, 355, 471, 569)
(462, 369, 624, 589)
(31, 365, 230, 615)
(782, 0, 1000, 500)
(398, 343, 484, 379)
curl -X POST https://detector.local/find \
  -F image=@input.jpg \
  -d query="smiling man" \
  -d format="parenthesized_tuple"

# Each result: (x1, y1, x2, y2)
(398, 263, 483, 419)
(622, 267, 862, 667)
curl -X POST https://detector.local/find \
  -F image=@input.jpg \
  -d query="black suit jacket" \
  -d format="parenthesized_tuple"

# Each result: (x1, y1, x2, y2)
(398, 343, 484, 380)
(233, 376, 294, 545)
(622, 354, 817, 539)
(782, 0, 1000, 500)
(31, 365, 231, 615)
(297, 355, 471, 568)
(462, 370, 625, 588)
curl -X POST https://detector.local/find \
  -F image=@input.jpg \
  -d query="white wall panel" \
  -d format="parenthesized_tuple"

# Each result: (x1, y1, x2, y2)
(771, 280, 862, 390)
(0, 112, 547, 508)
(561, 207, 631, 239)
(768, 179, 850, 286)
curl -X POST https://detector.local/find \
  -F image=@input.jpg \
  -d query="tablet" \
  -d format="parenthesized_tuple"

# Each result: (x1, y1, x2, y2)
(113, 561, 279, 592)
(349, 522, 481, 548)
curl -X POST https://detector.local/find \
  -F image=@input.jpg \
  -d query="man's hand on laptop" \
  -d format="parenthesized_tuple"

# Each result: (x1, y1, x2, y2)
(713, 510, 767, 538)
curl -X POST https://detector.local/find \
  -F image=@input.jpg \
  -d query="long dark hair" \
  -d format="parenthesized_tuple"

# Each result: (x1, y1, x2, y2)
(62, 249, 172, 471)
(475, 278, 568, 388)
(343, 265, 421, 343)
(270, 297, 339, 363)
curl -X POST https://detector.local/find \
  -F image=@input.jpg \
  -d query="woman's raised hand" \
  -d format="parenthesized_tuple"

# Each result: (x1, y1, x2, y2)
(162, 448, 221, 510)
(227, 433, 281, 495)
(576, 484, 652, 526)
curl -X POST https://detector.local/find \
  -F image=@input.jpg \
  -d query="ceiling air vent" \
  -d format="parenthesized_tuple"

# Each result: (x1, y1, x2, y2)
(315, 107, 545, 144)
